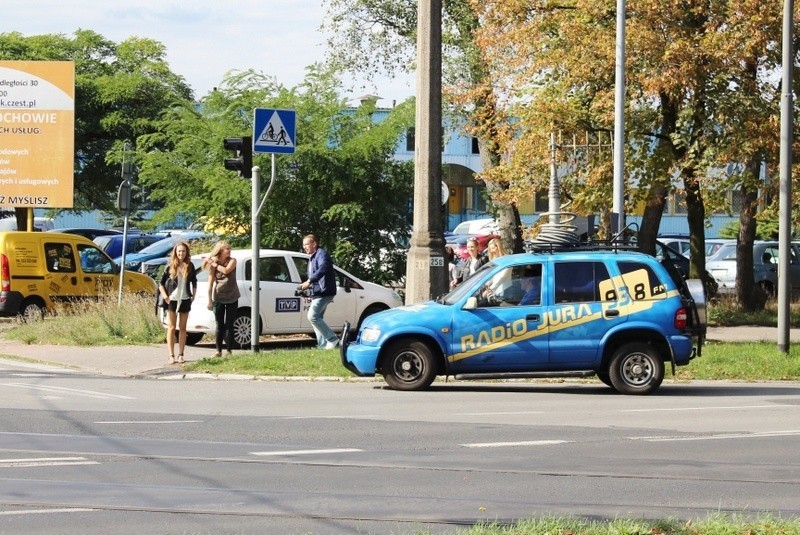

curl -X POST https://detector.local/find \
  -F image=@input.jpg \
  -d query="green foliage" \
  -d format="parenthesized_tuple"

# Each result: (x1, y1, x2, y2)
(718, 203, 798, 240)
(137, 67, 415, 284)
(0, 30, 193, 211)
(4, 294, 164, 346)
(444, 514, 800, 535)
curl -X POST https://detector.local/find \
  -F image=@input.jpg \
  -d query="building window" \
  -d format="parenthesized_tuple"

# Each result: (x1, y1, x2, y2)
(471, 137, 480, 155)
(406, 128, 415, 152)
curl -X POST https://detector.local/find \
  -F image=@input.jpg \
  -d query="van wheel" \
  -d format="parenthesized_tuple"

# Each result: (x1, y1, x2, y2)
(381, 340, 437, 391)
(19, 298, 45, 322)
(608, 342, 664, 395)
(231, 308, 261, 349)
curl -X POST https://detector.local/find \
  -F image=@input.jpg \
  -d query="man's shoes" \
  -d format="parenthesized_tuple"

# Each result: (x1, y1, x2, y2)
(324, 339, 339, 350)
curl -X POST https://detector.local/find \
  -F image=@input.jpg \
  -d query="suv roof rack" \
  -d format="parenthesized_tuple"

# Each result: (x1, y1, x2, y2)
(523, 239, 641, 254)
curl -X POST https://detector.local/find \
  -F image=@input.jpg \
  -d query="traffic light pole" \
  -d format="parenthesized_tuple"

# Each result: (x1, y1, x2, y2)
(251, 165, 261, 353)
(250, 155, 277, 353)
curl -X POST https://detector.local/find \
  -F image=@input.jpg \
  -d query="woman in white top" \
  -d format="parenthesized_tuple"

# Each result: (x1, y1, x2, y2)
(158, 241, 197, 364)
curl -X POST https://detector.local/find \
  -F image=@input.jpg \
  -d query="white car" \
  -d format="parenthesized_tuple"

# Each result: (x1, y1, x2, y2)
(161, 249, 404, 347)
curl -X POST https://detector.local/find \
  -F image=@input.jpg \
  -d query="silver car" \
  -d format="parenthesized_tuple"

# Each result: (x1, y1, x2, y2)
(706, 241, 800, 296)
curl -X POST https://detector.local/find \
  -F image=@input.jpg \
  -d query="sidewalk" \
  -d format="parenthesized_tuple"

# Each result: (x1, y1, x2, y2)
(0, 326, 796, 378)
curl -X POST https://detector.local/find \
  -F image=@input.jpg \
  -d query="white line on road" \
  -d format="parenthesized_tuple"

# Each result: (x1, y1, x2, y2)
(250, 448, 363, 456)
(94, 420, 203, 424)
(0, 508, 96, 516)
(1, 383, 134, 400)
(629, 430, 800, 442)
(620, 405, 783, 412)
(461, 440, 571, 448)
(453, 411, 545, 416)
(0, 456, 99, 467)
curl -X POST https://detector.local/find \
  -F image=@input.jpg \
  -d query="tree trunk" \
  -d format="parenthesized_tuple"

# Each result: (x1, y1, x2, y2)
(637, 184, 667, 256)
(736, 172, 764, 311)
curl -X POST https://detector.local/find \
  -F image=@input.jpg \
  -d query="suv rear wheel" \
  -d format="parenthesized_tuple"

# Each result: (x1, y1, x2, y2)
(608, 342, 664, 395)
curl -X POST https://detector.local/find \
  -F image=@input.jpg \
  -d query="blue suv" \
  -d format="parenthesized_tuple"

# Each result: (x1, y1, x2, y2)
(341, 248, 706, 395)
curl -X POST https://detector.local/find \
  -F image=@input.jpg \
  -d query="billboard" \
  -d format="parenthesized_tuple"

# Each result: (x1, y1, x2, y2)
(0, 61, 75, 208)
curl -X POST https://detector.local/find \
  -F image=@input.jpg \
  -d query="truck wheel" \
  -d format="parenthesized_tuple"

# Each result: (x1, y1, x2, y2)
(381, 340, 437, 391)
(19, 298, 45, 322)
(608, 342, 664, 395)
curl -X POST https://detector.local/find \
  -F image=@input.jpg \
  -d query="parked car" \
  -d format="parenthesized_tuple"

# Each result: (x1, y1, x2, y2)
(161, 249, 405, 347)
(705, 238, 734, 260)
(451, 218, 498, 236)
(341, 246, 707, 395)
(47, 228, 122, 241)
(706, 240, 800, 297)
(119, 232, 210, 273)
(658, 234, 690, 257)
(94, 233, 163, 260)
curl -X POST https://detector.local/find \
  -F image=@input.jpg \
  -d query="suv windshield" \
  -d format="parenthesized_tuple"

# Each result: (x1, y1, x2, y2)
(442, 261, 496, 305)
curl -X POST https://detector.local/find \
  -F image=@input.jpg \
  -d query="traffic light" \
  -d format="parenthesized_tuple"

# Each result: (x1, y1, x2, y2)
(223, 136, 252, 179)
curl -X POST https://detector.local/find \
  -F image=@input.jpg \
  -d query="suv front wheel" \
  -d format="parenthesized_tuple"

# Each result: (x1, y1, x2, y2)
(608, 342, 664, 395)
(381, 340, 437, 391)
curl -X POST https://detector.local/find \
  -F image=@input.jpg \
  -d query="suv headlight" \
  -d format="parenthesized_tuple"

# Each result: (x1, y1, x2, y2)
(361, 327, 381, 343)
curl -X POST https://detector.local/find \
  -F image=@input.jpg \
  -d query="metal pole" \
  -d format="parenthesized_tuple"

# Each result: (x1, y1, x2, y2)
(612, 0, 626, 236)
(549, 132, 560, 224)
(777, 0, 793, 353)
(251, 165, 261, 353)
(117, 141, 132, 305)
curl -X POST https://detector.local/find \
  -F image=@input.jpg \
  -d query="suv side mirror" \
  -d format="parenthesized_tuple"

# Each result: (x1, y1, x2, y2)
(463, 296, 478, 310)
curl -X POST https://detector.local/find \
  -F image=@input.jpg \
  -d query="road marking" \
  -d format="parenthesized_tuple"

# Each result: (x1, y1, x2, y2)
(0, 383, 134, 400)
(620, 405, 782, 412)
(0, 456, 99, 467)
(454, 411, 544, 416)
(0, 508, 96, 516)
(94, 420, 202, 424)
(629, 430, 800, 442)
(461, 440, 571, 448)
(250, 448, 363, 456)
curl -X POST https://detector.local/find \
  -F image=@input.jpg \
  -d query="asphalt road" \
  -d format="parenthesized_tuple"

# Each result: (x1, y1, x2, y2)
(0, 358, 798, 534)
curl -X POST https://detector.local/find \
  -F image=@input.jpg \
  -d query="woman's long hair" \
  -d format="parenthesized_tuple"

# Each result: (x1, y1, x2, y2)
(168, 241, 191, 279)
(202, 240, 231, 273)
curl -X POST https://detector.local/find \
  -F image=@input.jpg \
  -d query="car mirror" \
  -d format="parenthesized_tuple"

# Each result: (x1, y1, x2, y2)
(463, 296, 478, 310)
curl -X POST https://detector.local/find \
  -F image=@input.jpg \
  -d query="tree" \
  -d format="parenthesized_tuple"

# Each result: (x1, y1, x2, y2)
(470, 0, 798, 308)
(0, 30, 193, 226)
(324, 0, 523, 253)
(137, 68, 415, 284)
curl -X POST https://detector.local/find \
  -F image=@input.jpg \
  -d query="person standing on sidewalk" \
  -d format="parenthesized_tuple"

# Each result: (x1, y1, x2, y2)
(202, 240, 239, 357)
(298, 234, 339, 349)
(159, 241, 197, 364)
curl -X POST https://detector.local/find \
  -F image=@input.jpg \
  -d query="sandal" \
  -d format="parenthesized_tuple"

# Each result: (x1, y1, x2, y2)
(168, 355, 176, 365)
(177, 355, 186, 364)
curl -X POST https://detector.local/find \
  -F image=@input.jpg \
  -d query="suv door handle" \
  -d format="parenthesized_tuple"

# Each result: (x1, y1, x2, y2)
(526, 314, 539, 321)
(605, 309, 620, 317)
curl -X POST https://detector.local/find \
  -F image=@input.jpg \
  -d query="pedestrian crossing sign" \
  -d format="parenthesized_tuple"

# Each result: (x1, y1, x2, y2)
(253, 108, 296, 154)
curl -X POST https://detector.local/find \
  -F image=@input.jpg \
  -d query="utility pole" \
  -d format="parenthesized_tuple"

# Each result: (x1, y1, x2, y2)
(404, 0, 447, 303)
(777, 0, 793, 353)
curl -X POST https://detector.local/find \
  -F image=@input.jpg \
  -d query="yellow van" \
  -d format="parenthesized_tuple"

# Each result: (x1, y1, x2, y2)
(0, 231, 157, 318)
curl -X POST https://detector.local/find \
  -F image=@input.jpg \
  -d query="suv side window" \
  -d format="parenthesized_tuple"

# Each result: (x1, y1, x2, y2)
(475, 264, 542, 307)
(44, 242, 77, 273)
(554, 261, 610, 303)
